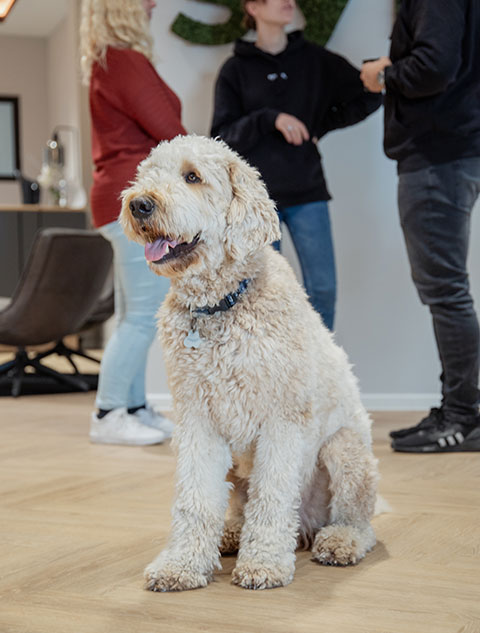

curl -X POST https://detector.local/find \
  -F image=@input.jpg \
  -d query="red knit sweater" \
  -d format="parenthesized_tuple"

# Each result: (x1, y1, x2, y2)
(89, 47, 186, 227)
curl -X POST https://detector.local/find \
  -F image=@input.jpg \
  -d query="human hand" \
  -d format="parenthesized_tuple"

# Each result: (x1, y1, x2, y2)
(360, 57, 392, 92)
(275, 113, 309, 145)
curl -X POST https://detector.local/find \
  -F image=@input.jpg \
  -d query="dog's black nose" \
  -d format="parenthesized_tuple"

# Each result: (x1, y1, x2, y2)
(129, 197, 155, 219)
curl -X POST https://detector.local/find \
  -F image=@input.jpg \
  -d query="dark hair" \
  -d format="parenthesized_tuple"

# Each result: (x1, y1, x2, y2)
(241, 0, 265, 31)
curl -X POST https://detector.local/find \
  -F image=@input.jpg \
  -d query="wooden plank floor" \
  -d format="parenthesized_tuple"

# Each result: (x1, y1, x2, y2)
(0, 391, 479, 633)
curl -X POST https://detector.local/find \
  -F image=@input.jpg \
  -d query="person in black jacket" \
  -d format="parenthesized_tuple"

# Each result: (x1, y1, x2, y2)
(211, 0, 381, 331)
(361, 0, 480, 453)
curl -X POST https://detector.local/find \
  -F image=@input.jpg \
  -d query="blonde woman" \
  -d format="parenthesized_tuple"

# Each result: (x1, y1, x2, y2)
(80, 0, 186, 445)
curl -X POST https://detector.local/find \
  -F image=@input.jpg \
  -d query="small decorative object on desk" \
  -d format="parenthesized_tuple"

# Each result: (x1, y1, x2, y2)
(37, 134, 67, 207)
(37, 126, 86, 209)
(14, 171, 40, 204)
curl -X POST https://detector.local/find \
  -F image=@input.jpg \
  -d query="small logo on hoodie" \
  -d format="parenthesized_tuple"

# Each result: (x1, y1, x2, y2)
(267, 72, 288, 81)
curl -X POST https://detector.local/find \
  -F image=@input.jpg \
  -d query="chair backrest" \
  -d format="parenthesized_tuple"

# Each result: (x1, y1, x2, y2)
(0, 228, 113, 346)
(78, 272, 114, 332)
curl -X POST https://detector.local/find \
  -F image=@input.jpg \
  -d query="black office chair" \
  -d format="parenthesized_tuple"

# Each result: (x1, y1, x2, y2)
(34, 275, 115, 372)
(0, 228, 113, 396)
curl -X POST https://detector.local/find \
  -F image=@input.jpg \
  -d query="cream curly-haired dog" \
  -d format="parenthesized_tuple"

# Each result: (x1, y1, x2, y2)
(121, 134, 378, 592)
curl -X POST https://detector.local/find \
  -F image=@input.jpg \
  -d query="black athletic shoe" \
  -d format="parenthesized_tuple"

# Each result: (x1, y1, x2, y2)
(391, 415, 480, 453)
(389, 407, 443, 439)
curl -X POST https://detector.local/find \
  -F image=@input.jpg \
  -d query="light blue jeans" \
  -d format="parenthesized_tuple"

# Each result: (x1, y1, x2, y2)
(96, 220, 169, 410)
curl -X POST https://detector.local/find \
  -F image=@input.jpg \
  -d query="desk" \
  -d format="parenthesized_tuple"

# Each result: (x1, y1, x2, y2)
(0, 204, 87, 213)
(0, 204, 88, 296)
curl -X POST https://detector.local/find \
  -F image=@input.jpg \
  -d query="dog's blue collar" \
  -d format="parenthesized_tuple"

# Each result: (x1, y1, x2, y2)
(193, 279, 251, 316)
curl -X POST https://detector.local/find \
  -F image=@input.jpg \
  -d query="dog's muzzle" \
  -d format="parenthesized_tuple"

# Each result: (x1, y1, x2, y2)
(129, 197, 155, 220)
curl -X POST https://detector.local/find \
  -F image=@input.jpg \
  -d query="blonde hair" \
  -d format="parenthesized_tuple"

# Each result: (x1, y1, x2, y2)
(80, 0, 154, 85)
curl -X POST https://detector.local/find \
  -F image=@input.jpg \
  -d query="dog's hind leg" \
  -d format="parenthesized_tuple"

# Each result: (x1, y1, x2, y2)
(220, 470, 248, 555)
(311, 427, 378, 566)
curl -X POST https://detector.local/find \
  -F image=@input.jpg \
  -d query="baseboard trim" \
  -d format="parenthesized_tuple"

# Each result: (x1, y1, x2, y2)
(147, 392, 173, 412)
(148, 392, 439, 413)
(361, 393, 439, 411)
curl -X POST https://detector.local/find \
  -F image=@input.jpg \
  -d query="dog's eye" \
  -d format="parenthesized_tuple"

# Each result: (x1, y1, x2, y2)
(185, 171, 201, 184)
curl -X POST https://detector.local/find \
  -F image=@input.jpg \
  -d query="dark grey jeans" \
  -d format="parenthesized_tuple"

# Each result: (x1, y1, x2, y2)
(398, 157, 480, 419)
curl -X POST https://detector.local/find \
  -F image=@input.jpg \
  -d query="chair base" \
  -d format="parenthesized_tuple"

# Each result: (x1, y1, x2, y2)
(34, 339, 101, 373)
(0, 348, 98, 397)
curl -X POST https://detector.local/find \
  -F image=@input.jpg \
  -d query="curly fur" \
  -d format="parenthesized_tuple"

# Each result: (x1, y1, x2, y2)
(120, 135, 378, 592)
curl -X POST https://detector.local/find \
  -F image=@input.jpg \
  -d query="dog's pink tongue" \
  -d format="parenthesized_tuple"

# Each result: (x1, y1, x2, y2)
(145, 237, 178, 262)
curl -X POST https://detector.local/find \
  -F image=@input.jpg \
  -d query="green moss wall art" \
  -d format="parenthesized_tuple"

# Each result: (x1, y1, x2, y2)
(172, 0, 244, 46)
(171, 0, 350, 47)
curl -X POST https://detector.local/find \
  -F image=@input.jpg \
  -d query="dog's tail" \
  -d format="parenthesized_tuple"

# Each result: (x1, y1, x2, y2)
(374, 494, 392, 516)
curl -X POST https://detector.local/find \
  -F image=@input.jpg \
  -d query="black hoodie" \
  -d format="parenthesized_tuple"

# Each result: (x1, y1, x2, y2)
(384, 0, 480, 173)
(211, 31, 382, 208)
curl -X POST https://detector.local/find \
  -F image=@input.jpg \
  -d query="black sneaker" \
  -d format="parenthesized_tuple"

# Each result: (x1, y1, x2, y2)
(391, 415, 480, 453)
(389, 407, 443, 439)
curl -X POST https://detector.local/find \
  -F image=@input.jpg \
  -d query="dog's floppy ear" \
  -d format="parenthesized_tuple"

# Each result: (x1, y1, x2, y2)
(224, 154, 281, 261)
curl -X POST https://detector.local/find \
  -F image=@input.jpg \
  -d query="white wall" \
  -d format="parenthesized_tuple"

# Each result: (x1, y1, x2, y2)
(46, 0, 87, 208)
(0, 0, 83, 206)
(144, 0, 480, 410)
(47, 0, 81, 142)
(0, 36, 48, 204)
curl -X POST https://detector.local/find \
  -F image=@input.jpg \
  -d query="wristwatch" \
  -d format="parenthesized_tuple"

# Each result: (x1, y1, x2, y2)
(377, 69, 386, 89)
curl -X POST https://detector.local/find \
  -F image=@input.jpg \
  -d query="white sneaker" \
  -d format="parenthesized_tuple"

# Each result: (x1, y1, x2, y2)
(134, 405, 175, 439)
(89, 408, 167, 446)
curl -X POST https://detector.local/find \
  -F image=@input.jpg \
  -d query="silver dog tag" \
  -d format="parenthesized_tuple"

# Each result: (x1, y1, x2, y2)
(184, 329, 202, 349)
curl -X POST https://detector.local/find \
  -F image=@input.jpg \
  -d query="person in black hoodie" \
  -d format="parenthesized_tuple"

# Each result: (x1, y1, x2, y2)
(361, 0, 480, 453)
(211, 0, 381, 331)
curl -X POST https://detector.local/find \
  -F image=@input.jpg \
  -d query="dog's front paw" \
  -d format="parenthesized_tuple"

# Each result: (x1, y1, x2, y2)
(144, 561, 211, 592)
(311, 524, 375, 566)
(232, 561, 294, 590)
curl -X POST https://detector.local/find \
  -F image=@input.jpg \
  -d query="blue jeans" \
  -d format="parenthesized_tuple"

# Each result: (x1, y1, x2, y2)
(96, 220, 169, 410)
(398, 158, 480, 419)
(273, 200, 336, 330)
